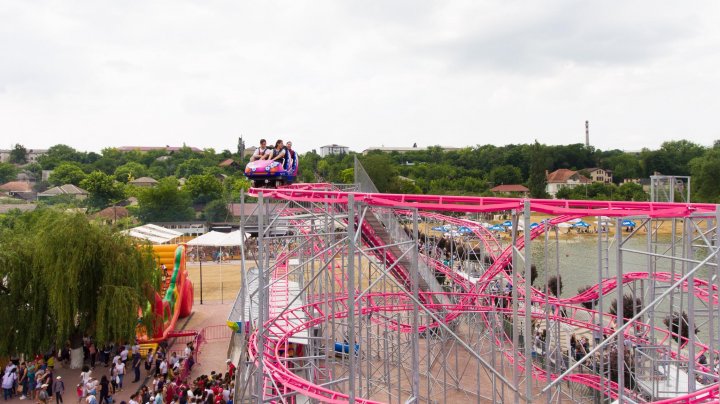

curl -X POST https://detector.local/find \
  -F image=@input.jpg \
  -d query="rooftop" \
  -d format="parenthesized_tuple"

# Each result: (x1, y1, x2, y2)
(93, 206, 130, 220)
(490, 184, 529, 193)
(129, 176, 159, 184)
(546, 169, 591, 184)
(321, 144, 348, 148)
(0, 181, 33, 193)
(38, 184, 88, 197)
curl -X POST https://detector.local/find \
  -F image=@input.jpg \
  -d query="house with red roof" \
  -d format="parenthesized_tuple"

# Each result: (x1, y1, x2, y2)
(545, 169, 592, 198)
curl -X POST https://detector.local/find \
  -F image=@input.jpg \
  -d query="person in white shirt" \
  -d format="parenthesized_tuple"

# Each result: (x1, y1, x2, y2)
(114, 361, 125, 389)
(168, 353, 177, 368)
(158, 360, 168, 377)
(120, 347, 129, 363)
(250, 139, 271, 162)
(129, 393, 139, 404)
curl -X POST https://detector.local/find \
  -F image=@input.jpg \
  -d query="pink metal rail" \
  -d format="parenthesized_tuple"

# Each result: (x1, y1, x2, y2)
(248, 186, 720, 403)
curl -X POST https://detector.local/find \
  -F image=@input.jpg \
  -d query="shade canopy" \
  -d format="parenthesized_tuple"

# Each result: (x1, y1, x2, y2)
(186, 230, 249, 247)
(121, 224, 183, 244)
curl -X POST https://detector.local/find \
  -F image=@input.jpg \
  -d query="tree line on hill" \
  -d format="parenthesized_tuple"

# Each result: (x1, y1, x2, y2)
(302, 139, 720, 202)
(0, 144, 250, 223)
(1, 139, 719, 225)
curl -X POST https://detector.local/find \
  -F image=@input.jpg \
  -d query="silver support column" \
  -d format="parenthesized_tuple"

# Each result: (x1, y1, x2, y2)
(411, 208, 421, 403)
(523, 200, 533, 402)
(255, 192, 265, 404)
(347, 194, 356, 402)
(615, 218, 624, 402)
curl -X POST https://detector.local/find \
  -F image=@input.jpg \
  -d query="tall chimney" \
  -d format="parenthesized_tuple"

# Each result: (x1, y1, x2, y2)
(585, 120, 590, 147)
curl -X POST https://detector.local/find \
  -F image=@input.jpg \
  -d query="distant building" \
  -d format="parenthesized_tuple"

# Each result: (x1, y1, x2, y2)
(490, 184, 529, 197)
(0, 181, 35, 200)
(129, 177, 159, 187)
(117, 146, 203, 153)
(38, 184, 88, 200)
(623, 178, 652, 192)
(545, 169, 592, 198)
(219, 158, 242, 169)
(320, 144, 349, 157)
(585, 168, 613, 184)
(0, 148, 48, 163)
(92, 206, 131, 224)
(361, 146, 461, 155)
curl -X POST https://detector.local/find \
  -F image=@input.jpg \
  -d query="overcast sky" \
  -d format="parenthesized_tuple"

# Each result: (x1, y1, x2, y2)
(1, 1, 719, 155)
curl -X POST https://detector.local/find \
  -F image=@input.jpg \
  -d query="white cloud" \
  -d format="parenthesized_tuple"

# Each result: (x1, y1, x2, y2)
(1, 0, 719, 154)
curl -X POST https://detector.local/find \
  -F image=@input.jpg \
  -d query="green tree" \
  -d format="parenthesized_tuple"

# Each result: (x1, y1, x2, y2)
(175, 158, 206, 178)
(185, 174, 224, 204)
(80, 171, 127, 209)
(24, 162, 43, 180)
(114, 162, 148, 183)
(360, 154, 398, 192)
(38, 144, 85, 169)
(48, 163, 87, 186)
(9, 144, 28, 164)
(690, 148, 720, 202)
(528, 141, 549, 198)
(488, 165, 522, 186)
(204, 199, 230, 222)
(0, 163, 18, 183)
(136, 177, 195, 222)
(339, 168, 354, 184)
(0, 209, 159, 355)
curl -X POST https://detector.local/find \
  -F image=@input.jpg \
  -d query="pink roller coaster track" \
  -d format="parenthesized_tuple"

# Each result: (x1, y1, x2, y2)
(248, 186, 720, 403)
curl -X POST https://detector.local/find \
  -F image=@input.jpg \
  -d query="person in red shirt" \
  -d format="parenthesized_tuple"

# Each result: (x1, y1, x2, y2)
(225, 360, 236, 380)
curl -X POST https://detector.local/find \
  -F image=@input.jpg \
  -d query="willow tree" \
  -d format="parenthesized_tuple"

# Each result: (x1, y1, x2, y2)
(0, 209, 159, 363)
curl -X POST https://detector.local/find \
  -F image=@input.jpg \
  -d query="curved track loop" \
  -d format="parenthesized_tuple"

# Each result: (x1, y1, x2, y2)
(248, 187, 720, 403)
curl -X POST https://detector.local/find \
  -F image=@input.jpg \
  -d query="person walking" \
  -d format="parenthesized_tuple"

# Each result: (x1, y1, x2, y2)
(98, 376, 109, 404)
(2, 369, 16, 401)
(114, 360, 125, 390)
(132, 353, 141, 383)
(53, 376, 65, 404)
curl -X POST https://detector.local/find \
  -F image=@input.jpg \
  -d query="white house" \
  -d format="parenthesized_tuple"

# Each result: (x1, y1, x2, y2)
(545, 169, 592, 198)
(319, 144, 349, 157)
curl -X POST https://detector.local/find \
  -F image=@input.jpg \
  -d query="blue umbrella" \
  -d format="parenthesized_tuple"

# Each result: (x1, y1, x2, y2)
(530, 222, 539, 229)
(432, 226, 446, 231)
(573, 221, 590, 228)
(458, 226, 473, 233)
(622, 220, 636, 227)
(489, 225, 504, 231)
(502, 220, 513, 227)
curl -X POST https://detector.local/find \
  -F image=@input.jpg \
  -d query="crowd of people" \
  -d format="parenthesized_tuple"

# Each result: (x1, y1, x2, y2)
(128, 363, 235, 404)
(75, 339, 198, 404)
(3, 357, 63, 403)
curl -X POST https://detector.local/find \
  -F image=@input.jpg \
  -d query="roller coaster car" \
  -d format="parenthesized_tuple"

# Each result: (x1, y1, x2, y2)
(244, 159, 298, 188)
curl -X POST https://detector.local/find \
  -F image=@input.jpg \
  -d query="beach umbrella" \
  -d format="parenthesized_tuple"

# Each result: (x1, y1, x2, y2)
(573, 221, 590, 228)
(432, 226, 446, 231)
(622, 220, 636, 227)
(458, 226, 473, 233)
(530, 222, 539, 229)
(569, 218, 583, 223)
(502, 220, 513, 227)
(489, 225, 504, 231)
(557, 223, 573, 228)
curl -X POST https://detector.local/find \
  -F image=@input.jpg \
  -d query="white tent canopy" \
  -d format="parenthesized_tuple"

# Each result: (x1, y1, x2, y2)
(122, 224, 183, 244)
(186, 230, 249, 247)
